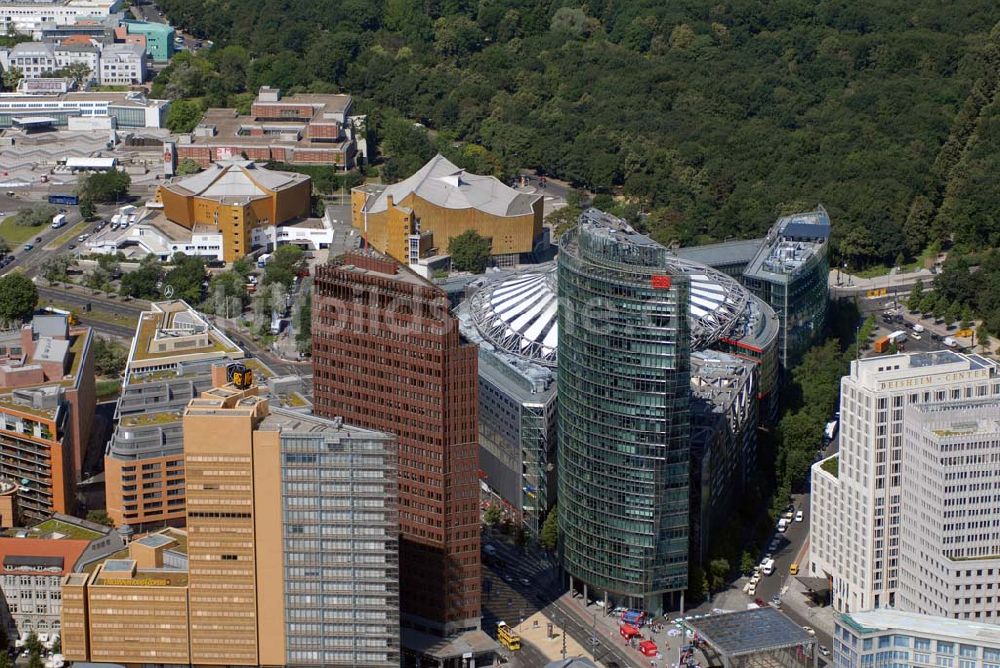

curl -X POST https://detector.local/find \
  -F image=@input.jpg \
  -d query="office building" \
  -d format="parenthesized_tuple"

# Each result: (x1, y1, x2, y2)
(810, 351, 1000, 614)
(176, 86, 357, 169)
(313, 251, 495, 666)
(555, 209, 780, 613)
(0, 536, 88, 638)
(0, 0, 121, 38)
(457, 269, 557, 536)
(118, 19, 174, 61)
(0, 89, 169, 129)
(97, 42, 145, 84)
(557, 212, 692, 615)
(351, 154, 544, 268)
(834, 609, 1000, 668)
(64, 377, 401, 666)
(896, 400, 1000, 622)
(0, 315, 94, 518)
(155, 158, 311, 262)
(104, 301, 246, 529)
(689, 350, 757, 562)
(742, 207, 830, 367)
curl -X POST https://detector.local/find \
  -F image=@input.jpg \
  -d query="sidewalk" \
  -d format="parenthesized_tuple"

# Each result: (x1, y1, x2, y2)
(519, 611, 596, 663)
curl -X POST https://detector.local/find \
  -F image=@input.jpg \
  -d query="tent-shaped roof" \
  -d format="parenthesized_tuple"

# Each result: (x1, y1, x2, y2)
(363, 154, 539, 218)
(165, 159, 308, 201)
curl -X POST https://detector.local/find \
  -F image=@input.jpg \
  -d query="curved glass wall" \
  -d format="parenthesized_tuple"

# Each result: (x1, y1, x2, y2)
(557, 224, 691, 613)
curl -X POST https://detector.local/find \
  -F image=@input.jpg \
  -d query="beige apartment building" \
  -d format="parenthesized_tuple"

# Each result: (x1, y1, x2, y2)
(64, 371, 401, 666)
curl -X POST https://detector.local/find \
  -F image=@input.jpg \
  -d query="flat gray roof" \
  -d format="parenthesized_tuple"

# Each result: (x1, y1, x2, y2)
(672, 238, 764, 268)
(686, 608, 815, 658)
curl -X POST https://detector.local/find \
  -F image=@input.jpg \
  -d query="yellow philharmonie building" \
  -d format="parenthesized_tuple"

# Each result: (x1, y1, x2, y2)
(155, 159, 312, 262)
(351, 154, 543, 267)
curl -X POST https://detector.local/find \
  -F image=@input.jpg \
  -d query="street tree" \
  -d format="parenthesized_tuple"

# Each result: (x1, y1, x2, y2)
(11, 204, 57, 227)
(907, 280, 924, 311)
(164, 252, 207, 303)
(41, 254, 74, 284)
(295, 287, 311, 355)
(80, 170, 131, 204)
(448, 230, 491, 274)
(539, 504, 558, 552)
(119, 256, 162, 299)
(0, 273, 37, 324)
(79, 195, 96, 221)
(263, 244, 304, 287)
(708, 558, 730, 592)
(483, 503, 501, 527)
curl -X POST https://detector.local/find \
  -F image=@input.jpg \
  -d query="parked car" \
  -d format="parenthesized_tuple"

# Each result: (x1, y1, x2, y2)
(802, 626, 816, 636)
(68, 244, 76, 250)
(819, 645, 830, 656)
(34, 236, 41, 243)
(795, 510, 804, 522)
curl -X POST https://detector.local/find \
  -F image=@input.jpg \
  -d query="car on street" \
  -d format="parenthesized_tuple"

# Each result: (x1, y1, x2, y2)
(803, 626, 816, 636)
(795, 510, 804, 522)
(502, 573, 513, 583)
(519, 577, 531, 586)
(68, 244, 76, 250)
(34, 236, 41, 243)
(22, 244, 32, 251)
(768, 538, 780, 552)
(4, 255, 14, 264)
(819, 645, 830, 656)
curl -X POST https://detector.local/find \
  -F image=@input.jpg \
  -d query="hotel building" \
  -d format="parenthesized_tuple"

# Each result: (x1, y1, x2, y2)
(810, 351, 1000, 613)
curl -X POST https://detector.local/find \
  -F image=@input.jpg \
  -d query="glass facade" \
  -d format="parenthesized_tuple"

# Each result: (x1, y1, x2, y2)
(557, 223, 690, 613)
(280, 433, 400, 667)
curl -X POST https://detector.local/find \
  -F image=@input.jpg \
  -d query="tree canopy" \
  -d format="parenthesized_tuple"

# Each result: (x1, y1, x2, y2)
(448, 230, 491, 273)
(0, 274, 37, 324)
(81, 170, 131, 204)
(154, 0, 1000, 268)
(263, 244, 305, 287)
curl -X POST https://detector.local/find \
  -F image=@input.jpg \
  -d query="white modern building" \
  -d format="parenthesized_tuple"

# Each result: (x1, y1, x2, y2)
(0, 0, 121, 38)
(897, 400, 1000, 623)
(810, 350, 1000, 614)
(97, 42, 144, 84)
(834, 609, 1000, 668)
(0, 90, 169, 128)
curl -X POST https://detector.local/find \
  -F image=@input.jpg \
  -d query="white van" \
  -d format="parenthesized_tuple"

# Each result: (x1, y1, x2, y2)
(943, 336, 958, 348)
(912, 324, 925, 333)
(761, 559, 775, 576)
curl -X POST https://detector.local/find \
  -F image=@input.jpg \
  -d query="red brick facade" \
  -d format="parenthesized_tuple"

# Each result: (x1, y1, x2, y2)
(312, 253, 481, 635)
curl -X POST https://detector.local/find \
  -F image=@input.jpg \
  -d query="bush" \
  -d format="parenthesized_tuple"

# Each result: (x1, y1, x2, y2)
(11, 204, 56, 227)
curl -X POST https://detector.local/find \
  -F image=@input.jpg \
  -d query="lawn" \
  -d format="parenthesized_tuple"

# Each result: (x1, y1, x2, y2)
(96, 379, 122, 400)
(820, 456, 839, 478)
(0, 216, 44, 246)
(45, 221, 90, 250)
(34, 518, 103, 540)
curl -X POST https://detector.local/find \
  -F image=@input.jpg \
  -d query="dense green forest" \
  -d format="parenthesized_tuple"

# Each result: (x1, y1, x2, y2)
(154, 0, 1000, 272)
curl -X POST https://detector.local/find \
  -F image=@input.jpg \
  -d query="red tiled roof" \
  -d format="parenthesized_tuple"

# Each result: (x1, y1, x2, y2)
(0, 537, 90, 576)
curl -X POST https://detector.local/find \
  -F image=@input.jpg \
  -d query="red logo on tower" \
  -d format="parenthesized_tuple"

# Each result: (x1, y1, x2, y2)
(651, 275, 672, 289)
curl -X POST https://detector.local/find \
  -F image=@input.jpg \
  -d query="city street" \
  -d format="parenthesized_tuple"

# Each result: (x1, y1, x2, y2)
(482, 534, 640, 667)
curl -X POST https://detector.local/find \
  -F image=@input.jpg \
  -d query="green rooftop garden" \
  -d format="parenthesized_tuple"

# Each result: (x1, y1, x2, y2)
(121, 411, 182, 427)
(33, 518, 102, 541)
(821, 456, 838, 478)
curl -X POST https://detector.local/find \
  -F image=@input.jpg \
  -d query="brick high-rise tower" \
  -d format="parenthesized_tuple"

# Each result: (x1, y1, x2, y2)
(312, 252, 483, 654)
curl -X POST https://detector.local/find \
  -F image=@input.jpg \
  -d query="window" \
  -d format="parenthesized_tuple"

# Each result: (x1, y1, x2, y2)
(938, 642, 954, 655)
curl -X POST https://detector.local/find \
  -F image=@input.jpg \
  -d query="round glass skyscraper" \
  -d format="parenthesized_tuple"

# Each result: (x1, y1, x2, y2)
(557, 211, 692, 614)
